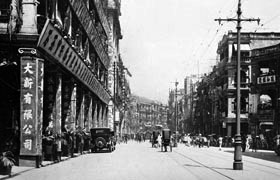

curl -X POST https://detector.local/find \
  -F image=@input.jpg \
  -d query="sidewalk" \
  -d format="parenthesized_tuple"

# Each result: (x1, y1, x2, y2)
(178, 143, 280, 163)
(0, 156, 72, 179)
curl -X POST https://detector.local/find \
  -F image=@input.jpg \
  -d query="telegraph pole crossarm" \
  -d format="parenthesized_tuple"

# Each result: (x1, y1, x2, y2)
(215, 0, 260, 170)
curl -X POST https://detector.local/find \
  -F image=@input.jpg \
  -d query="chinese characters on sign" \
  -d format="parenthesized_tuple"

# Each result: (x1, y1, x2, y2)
(257, 75, 276, 84)
(37, 19, 110, 104)
(20, 56, 44, 155)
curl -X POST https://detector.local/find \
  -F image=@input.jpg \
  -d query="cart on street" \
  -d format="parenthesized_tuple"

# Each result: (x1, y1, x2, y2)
(161, 129, 172, 152)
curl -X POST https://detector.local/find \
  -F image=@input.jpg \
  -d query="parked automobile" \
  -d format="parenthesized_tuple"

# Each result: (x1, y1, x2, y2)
(90, 128, 115, 152)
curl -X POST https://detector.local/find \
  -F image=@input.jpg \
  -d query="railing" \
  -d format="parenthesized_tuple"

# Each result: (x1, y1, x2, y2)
(231, 56, 250, 63)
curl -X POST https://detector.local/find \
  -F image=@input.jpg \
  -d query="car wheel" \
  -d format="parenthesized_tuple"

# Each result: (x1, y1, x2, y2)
(95, 137, 106, 149)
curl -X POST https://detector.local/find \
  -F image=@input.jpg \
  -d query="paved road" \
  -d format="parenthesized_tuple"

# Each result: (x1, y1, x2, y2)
(3, 141, 280, 180)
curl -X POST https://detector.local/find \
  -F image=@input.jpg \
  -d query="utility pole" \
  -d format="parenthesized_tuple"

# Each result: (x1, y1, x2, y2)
(215, 0, 260, 170)
(173, 80, 179, 147)
(113, 61, 117, 134)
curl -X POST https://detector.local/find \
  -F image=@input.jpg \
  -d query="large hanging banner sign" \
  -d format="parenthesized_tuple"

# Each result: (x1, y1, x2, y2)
(20, 56, 44, 156)
(37, 19, 110, 104)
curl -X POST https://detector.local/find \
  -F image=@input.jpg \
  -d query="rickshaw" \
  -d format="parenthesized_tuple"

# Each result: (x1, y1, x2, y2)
(161, 129, 172, 152)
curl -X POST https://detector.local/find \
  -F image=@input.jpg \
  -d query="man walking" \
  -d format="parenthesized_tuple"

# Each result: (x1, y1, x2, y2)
(218, 136, 223, 151)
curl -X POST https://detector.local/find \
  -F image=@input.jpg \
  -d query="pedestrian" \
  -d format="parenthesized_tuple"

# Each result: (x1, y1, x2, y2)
(157, 133, 162, 148)
(218, 136, 223, 151)
(207, 137, 210, 148)
(246, 136, 250, 150)
(241, 134, 246, 152)
(183, 134, 188, 145)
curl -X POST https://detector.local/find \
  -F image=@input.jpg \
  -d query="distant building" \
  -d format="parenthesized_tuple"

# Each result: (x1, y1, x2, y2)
(130, 95, 168, 134)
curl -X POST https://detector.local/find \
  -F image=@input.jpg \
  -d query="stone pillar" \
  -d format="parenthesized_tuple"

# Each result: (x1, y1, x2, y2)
(20, 0, 39, 34)
(108, 100, 114, 130)
(19, 48, 43, 167)
(228, 43, 233, 63)
(103, 106, 108, 127)
(62, 78, 74, 131)
(93, 103, 98, 128)
(54, 74, 62, 136)
(98, 105, 103, 127)
(70, 84, 77, 151)
(79, 94, 85, 129)
(87, 98, 93, 131)
(70, 84, 77, 131)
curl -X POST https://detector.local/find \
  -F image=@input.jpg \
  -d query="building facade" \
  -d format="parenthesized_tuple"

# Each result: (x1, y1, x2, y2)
(0, 0, 128, 167)
(185, 32, 280, 146)
(250, 43, 280, 148)
(130, 95, 168, 135)
(214, 31, 280, 138)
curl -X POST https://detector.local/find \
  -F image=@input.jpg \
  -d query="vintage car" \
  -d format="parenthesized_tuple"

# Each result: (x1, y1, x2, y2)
(90, 128, 115, 152)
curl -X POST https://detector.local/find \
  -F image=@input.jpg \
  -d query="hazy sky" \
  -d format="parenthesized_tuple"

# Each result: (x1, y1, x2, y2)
(119, 0, 280, 104)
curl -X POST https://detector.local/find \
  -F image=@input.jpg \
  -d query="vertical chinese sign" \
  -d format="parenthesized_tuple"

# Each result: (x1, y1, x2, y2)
(20, 57, 44, 156)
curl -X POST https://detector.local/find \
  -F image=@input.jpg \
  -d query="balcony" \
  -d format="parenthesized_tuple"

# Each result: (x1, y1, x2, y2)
(230, 56, 251, 64)
(93, 0, 111, 37)
(69, 0, 110, 69)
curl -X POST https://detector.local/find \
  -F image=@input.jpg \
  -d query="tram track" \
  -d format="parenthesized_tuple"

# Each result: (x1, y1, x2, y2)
(186, 146, 280, 170)
(166, 149, 235, 180)
(168, 145, 280, 179)
(192, 147, 280, 177)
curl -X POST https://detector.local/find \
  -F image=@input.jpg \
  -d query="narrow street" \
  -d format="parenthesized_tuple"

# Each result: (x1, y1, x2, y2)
(4, 141, 280, 180)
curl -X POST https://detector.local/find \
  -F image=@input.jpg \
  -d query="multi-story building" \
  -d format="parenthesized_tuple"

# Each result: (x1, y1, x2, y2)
(168, 88, 187, 134)
(0, 0, 127, 167)
(212, 31, 280, 138)
(183, 76, 198, 134)
(130, 95, 168, 134)
(250, 43, 280, 148)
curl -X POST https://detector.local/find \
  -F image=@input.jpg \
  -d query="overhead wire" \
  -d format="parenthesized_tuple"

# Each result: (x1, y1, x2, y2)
(254, 12, 280, 32)
(187, 0, 236, 76)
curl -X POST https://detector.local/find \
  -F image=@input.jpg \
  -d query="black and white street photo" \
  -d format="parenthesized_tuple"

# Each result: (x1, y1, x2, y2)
(1, 0, 280, 179)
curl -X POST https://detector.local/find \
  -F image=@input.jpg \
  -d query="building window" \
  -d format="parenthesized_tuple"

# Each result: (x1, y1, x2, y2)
(234, 70, 247, 87)
(0, 0, 10, 23)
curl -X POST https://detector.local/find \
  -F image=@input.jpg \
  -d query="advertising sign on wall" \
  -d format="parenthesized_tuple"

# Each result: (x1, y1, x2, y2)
(37, 19, 110, 104)
(20, 57, 44, 156)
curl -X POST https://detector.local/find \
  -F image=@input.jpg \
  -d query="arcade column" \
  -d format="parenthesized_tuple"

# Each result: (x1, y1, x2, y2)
(18, 48, 43, 168)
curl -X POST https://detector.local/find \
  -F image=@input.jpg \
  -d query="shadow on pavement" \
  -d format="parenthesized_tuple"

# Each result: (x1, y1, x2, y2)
(224, 149, 280, 163)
